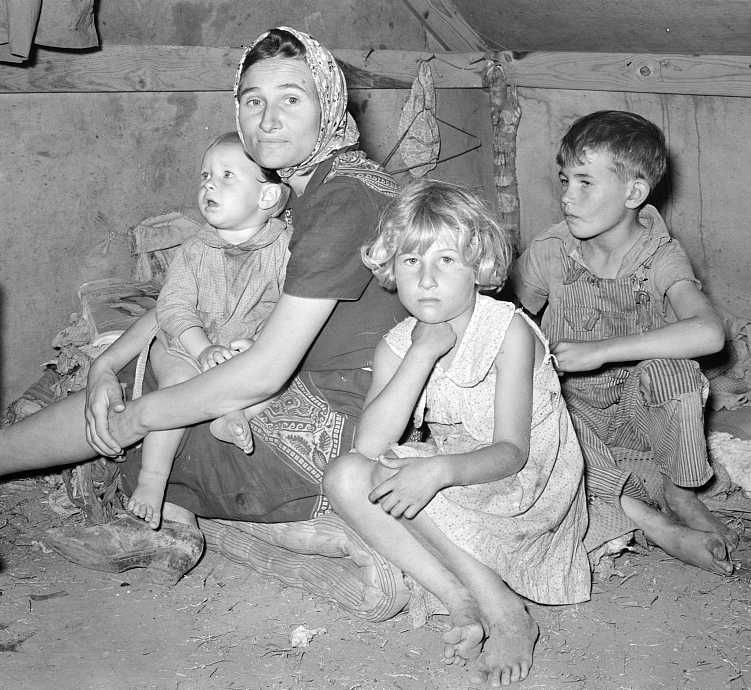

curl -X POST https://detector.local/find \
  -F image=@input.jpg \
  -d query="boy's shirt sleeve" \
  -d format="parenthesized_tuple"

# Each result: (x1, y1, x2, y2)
(651, 238, 702, 302)
(513, 238, 552, 315)
(156, 240, 205, 340)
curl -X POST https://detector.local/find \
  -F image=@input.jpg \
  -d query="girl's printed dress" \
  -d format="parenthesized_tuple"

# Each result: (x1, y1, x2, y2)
(383, 295, 591, 604)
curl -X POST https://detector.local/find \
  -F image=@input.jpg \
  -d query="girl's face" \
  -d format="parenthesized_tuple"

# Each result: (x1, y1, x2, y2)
(394, 230, 477, 334)
(236, 57, 322, 173)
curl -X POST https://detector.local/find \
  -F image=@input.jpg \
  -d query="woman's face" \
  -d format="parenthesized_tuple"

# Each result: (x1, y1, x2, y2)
(236, 57, 322, 171)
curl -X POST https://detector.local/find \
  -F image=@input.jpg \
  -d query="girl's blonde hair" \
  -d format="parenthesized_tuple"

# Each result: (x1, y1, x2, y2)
(362, 179, 514, 291)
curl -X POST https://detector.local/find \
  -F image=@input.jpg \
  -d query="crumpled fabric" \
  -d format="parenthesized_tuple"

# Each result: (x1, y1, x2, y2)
(395, 60, 440, 177)
(233, 26, 360, 181)
(0, 0, 97, 64)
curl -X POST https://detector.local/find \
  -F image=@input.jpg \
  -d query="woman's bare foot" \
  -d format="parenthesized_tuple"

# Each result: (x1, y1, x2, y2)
(663, 479, 740, 553)
(127, 469, 168, 530)
(209, 411, 254, 453)
(442, 593, 485, 665)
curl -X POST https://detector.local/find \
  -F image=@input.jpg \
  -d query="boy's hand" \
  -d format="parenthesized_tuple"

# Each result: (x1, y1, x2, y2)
(198, 344, 234, 371)
(368, 455, 445, 519)
(552, 340, 607, 372)
(410, 322, 456, 361)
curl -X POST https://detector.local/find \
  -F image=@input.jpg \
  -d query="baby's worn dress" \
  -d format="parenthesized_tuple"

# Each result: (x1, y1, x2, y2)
(384, 295, 591, 604)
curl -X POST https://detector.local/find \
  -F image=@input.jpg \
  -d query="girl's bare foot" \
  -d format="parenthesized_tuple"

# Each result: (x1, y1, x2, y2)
(442, 593, 485, 665)
(663, 480, 740, 553)
(469, 612, 539, 687)
(127, 472, 166, 530)
(209, 411, 254, 453)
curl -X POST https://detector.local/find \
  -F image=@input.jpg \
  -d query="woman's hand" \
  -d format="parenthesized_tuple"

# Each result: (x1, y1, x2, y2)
(85, 359, 126, 457)
(368, 455, 447, 519)
(198, 344, 234, 371)
(410, 322, 456, 361)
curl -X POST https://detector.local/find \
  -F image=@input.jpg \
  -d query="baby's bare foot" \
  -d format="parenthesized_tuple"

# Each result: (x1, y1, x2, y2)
(127, 486, 163, 530)
(210, 411, 254, 453)
(442, 594, 485, 665)
(469, 610, 539, 686)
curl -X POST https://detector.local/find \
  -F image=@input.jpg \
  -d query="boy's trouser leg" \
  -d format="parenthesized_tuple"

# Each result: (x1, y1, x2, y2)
(610, 359, 713, 490)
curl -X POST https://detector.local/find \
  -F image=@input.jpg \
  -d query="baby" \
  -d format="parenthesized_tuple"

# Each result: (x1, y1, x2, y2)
(128, 131, 290, 529)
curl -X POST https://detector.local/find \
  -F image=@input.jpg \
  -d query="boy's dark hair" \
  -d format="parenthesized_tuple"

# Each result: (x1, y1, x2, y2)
(238, 28, 306, 79)
(206, 131, 281, 184)
(556, 110, 667, 188)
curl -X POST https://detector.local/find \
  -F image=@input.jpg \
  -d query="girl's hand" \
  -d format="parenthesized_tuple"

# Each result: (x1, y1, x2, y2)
(552, 340, 607, 372)
(368, 455, 446, 519)
(85, 360, 126, 457)
(198, 344, 234, 371)
(410, 322, 456, 361)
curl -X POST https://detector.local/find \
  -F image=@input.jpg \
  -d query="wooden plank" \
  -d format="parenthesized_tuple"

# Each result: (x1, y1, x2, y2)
(502, 51, 751, 98)
(400, 0, 487, 51)
(1, 45, 750, 97)
(0, 45, 485, 93)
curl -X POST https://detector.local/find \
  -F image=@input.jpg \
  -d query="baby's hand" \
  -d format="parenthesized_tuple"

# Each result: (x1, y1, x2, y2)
(552, 340, 607, 372)
(410, 322, 456, 361)
(198, 344, 234, 371)
(229, 338, 254, 355)
(368, 455, 445, 519)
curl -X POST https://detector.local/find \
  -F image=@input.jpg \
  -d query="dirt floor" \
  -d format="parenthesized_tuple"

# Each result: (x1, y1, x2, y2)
(0, 476, 749, 690)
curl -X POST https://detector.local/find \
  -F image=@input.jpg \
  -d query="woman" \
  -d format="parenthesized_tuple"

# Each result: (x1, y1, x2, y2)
(0, 27, 404, 580)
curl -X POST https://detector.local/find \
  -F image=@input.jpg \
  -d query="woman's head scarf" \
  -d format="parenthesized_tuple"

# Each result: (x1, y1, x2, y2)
(234, 26, 360, 180)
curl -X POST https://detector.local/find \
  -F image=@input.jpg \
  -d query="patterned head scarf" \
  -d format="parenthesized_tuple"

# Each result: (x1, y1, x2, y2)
(233, 26, 360, 180)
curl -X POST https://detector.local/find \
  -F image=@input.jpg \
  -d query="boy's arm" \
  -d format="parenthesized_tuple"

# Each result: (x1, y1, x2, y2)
(554, 280, 725, 372)
(355, 323, 454, 459)
(512, 241, 551, 315)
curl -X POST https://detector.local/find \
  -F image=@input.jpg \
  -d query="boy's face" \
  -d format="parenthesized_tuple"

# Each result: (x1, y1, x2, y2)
(198, 141, 267, 232)
(558, 148, 636, 241)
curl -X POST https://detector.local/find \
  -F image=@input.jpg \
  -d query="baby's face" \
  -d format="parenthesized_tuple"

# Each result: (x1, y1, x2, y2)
(198, 141, 266, 233)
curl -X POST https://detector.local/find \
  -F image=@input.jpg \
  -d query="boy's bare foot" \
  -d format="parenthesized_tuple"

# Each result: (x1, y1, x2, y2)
(209, 411, 254, 453)
(663, 479, 740, 553)
(468, 602, 538, 686)
(127, 481, 165, 530)
(442, 593, 485, 665)
(622, 494, 734, 575)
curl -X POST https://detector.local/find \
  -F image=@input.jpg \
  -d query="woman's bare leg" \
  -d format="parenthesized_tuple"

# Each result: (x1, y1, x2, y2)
(325, 452, 539, 680)
(0, 390, 96, 478)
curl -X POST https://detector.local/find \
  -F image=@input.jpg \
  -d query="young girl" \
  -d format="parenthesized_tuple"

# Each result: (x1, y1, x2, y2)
(323, 180, 591, 686)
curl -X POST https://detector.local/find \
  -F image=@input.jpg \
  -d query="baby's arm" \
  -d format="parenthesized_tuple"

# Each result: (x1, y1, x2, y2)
(355, 322, 456, 459)
(553, 280, 724, 372)
(369, 314, 535, 519)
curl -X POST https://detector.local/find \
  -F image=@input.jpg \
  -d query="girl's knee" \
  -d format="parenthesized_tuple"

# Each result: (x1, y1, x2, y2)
(323, 451, 370, 500)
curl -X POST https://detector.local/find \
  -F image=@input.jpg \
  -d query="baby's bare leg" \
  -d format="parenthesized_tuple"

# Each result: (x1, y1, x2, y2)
(128, 343, 195, 529)
(210, 399, 271, 454)
(621, 493, 733, 575)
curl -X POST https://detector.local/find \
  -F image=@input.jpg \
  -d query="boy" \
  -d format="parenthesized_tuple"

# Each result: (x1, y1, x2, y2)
(514, 110, 739, 575)
(127, 131, 290, 529)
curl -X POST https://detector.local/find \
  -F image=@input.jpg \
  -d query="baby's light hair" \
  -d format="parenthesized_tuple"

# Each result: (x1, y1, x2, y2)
(556, 110, 667, 188)
(205, 131, 282, 185)
(362, 179, 514, 292)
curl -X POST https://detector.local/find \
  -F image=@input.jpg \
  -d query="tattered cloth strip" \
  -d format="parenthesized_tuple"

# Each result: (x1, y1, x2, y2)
(0, 0, 98, 64)
(705, 307, 751, 410)
(394, 60, 440, 177)
(484, 61, 521, 250)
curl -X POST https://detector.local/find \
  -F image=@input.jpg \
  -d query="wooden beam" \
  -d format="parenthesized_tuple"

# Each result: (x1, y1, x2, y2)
(0, 45, 485, 92)
(1, 45, 750, 98)
(502, 51, 751, 98)
(400, 0, 487, 51)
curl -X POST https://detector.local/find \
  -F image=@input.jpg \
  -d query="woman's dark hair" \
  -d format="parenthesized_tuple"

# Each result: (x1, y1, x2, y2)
(239, 28, 307, 77)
